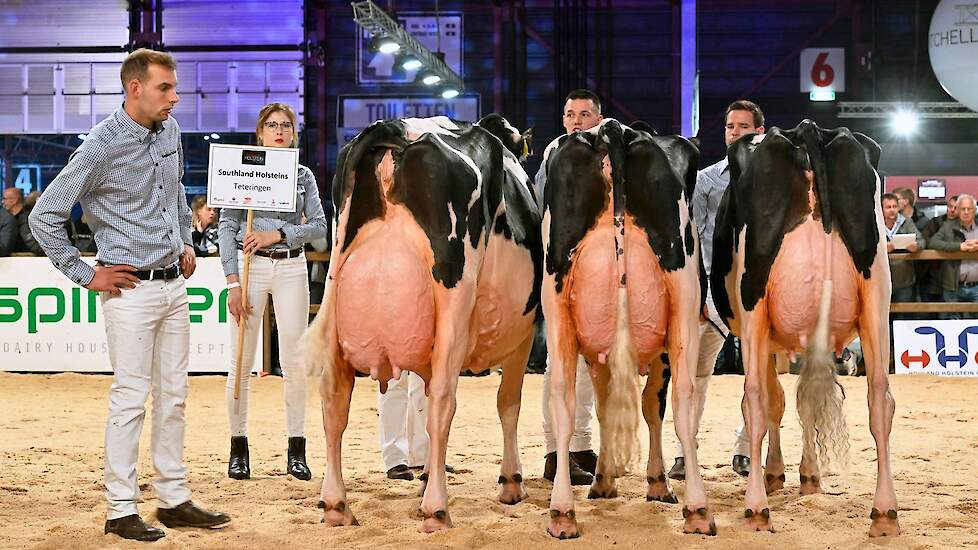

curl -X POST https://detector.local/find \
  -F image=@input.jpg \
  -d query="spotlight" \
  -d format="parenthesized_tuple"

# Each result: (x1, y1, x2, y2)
(76, 133, 88, 141)
(400, 55, 422, 71)
(441, 87, 460, 99)
(890, 109, 919, 137)
(210, 133, 221, 140)
(809, 87, 835, 102)
(370, 34, 400, 54)
(418, 69, 441, 86)
(203, 135, 210, 141)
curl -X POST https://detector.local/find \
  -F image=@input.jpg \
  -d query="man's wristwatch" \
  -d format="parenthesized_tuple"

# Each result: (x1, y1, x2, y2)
(278, 227, 287, 243)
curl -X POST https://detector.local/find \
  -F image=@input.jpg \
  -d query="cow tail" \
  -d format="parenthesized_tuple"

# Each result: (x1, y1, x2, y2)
(797, 224, 850, 474)
(600, 120, 641, 477)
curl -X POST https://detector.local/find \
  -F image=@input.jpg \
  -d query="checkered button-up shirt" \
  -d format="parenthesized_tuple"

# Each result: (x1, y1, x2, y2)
(217, 164, 328, 277)
(29, 106, 192, 286)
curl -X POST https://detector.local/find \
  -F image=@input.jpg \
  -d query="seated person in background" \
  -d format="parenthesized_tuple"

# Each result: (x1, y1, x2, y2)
(65, 211, 97, 254)
(191, 195, 219, 257)
(0, 206, 15, 256)
(3, 187, 43, 254)
(929, 194, 978, 317)
(882, 192, 923, 303)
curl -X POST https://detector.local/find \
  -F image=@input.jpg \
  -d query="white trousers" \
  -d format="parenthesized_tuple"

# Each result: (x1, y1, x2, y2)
(542, 355, 595, 454)
(377, 372, 428, 470)
(675, 321, 750, 458)
(226, 253, 309, 438)
(101, 276, 192, 519)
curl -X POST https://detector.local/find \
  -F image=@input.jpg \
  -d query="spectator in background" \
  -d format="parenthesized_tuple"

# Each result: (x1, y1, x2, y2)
(919, 195, 958, 302)
(191, 195, 219, 257)
(893, 186, 930, 232)
(3, 187, 43, 254)
(929, 194, 978, 316)
(65, 211, 97, 254)
(0, 206, 15, 256)
(882, 193, 923, 303)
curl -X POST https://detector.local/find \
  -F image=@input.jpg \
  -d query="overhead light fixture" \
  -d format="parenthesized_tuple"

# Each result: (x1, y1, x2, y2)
(441, 87, 459, 99)
(210, 133, 221, 140)
(76, 133, 88, 141)
(353, 1, 464, 97)
(368, 33, 400, 54)
(400, 54, 422, 71)
(419, 70, 441, 86)
(891, 109, 919, 137)
(809, 87, 835, 102)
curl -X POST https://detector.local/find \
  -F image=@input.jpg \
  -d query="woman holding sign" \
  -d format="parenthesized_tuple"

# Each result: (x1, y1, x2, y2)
(218, 102, 327, 480)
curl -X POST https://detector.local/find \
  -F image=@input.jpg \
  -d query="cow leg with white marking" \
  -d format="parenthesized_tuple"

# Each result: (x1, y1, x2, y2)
(763, 355, 786, 494)
(543, 283, 582, 539)
(663, 266, 713, 535)
(642, 357, 677, 503)
(496, 335, 533, 505)
(740, 300, 775, 532)
(418, 283, 477, 533)
(858, 252, 900, 537)
(317, 361, 359, 527)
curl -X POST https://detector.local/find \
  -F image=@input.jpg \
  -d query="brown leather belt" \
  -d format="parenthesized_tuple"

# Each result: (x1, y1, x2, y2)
(237, 244, 304, 259)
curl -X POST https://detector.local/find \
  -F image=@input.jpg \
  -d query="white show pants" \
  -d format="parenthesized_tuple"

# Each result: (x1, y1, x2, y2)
(675, 321, 750, 457)
(377, 372, 428, 470)
(542, 355, 595, 454)
(101, 275, 192, 519)
(226, 253, 309, 438)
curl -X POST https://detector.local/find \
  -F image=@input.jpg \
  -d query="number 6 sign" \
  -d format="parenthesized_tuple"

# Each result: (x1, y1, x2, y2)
(800, 48, 845, 92)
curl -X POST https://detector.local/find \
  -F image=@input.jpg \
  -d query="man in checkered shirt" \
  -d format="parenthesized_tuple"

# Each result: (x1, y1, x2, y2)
(29, 49, 230, 542)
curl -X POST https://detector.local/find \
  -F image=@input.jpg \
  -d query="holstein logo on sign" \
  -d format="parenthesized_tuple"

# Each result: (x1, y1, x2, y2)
(242, 150, 266, 166)
(894, 320, 978, 376)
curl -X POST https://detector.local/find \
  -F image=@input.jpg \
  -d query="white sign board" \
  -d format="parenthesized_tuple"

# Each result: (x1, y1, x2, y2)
(336, 94, 481, 145)
(0, 257, 262, 373)
(800, 48, 845, 92)
(357, 13, 462, 84)
(894, 319, 978, 376)
(207, 143, 299, 212)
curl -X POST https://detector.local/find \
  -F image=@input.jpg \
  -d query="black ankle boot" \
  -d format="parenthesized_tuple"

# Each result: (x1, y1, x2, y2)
(228, 436, 250, 479)
(287, 437, 312, 480)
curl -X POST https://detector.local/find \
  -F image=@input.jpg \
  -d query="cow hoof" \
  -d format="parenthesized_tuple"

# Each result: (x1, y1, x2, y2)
(547, 509, 580, 539)
(743, 507, 774, 532)
(587, 474, 618, 499)
(869, 508, 901, 537)
(765, 472, 786, 494)
(799, 474, 823, 495)
(681, 506, 716, 536)
(418, 508, 453, 533)
(646, 474, 677, 503)
(317, 499, 359, 527)
(497, 474, 528, 505)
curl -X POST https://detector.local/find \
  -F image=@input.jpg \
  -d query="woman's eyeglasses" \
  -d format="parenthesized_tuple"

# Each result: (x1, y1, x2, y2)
(263, 121, 294, 131)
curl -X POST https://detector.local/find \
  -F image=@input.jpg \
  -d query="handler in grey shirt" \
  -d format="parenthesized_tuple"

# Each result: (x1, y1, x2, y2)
(669, 100, 764, 481)
(29, 49, 229, 542)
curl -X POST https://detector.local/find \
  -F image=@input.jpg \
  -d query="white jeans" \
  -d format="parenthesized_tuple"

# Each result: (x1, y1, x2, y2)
(542, 355, 595, 454)
(675, 321, 750, 458)
(226, 253, 309, 438)
(377, 372, 428, 470)
(101, 276, 192, 519)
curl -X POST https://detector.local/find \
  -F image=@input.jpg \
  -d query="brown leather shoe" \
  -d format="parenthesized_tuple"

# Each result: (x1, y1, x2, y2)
(157, 501, 230, 529)
(104, 514, 165, 541)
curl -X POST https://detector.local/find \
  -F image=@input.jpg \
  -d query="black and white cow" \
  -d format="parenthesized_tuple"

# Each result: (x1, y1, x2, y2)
(539, 119, 714, 538)
(302, 115, 542, 531)
(710, 119, 898, 536)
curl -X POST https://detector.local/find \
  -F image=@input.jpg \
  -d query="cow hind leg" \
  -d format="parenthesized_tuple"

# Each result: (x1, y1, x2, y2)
(588, 365, 619, 499)
(643, 356, 676, 503)
(764, 355, 786, 495)
(741, 306, 774, 532)
(860, 298, 900, 537)
(497, 335, 532, 505)
(419, 287, 475, 533)
(318, 361, 359, 527)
